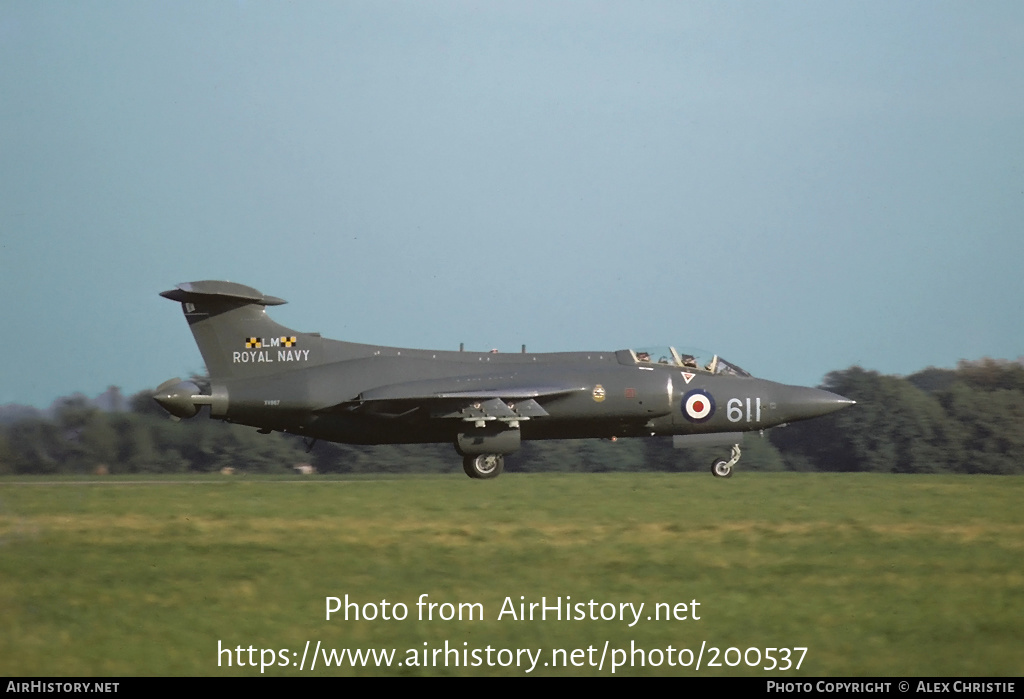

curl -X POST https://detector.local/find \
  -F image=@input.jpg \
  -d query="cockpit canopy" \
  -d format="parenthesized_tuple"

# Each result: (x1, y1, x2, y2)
(625, 346, 752, 377)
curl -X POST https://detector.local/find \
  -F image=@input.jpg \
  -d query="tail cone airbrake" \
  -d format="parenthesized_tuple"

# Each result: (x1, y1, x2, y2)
(153, 378, 212, 419)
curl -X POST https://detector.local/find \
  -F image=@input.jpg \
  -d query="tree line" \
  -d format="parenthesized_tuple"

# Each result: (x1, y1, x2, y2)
(1, 358, 1021, 475)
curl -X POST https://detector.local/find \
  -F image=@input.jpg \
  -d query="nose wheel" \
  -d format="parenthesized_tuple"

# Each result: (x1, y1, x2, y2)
(711, 444, 742, 478)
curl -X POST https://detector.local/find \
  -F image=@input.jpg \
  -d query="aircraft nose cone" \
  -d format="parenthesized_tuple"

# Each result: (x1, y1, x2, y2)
(773, 385, 856, 423)
(802, 388, 856, 418)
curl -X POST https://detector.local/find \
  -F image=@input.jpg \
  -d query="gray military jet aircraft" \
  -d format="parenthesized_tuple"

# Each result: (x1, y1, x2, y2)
(155, 280, 854, 479)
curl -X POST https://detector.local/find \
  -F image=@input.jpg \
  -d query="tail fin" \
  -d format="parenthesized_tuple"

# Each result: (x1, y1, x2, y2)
(161, 280, 313, 380)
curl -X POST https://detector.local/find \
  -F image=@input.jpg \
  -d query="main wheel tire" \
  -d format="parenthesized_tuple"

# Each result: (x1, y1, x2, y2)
(711, 459, 733, 478)
(463, 454, 504, 479)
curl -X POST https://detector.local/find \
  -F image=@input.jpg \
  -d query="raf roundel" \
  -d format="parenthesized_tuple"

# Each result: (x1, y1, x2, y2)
(682, 389, 716, 423)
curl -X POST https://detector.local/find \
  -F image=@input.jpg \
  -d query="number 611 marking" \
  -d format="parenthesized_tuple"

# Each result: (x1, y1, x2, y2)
(727, 397, 761, 423)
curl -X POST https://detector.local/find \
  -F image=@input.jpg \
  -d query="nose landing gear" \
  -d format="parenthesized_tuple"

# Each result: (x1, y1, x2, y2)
(711, 443, 742, 478)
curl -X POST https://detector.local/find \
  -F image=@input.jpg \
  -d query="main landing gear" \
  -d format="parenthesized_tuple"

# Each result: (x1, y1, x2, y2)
(711, 444, 742, 478)
(463, 454, 504, 479)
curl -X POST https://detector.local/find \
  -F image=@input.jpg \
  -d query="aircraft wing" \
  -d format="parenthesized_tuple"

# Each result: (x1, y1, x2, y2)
(358, 385, 585, 402)
(322, 376, 587, 421)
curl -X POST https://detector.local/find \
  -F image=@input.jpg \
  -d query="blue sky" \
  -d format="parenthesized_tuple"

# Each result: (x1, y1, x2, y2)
(2, 1, 1022, 407)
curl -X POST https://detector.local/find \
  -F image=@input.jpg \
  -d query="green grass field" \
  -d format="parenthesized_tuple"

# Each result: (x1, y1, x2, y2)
(1, 473, 1021, 676)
